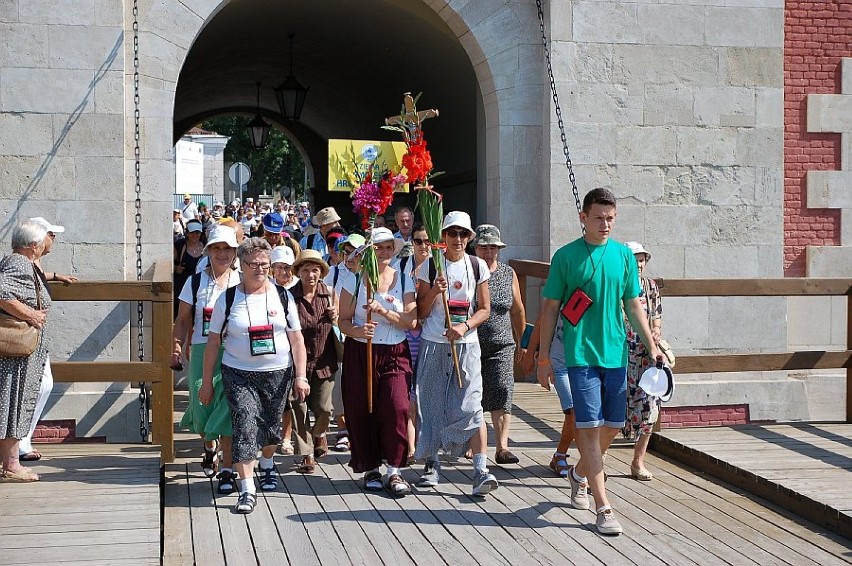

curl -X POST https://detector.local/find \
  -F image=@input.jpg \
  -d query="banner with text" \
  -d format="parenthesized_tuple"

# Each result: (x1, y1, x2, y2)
(328, 139, 409, 192)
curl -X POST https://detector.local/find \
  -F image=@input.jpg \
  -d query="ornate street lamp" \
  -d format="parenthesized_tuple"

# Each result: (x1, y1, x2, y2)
(246, 81, 271, 150)
(274, 34, 309, 121)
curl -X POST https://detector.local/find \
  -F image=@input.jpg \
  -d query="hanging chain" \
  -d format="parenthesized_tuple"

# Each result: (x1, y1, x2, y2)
(132, 0, 150, 442)
(536, 0, 584, 229)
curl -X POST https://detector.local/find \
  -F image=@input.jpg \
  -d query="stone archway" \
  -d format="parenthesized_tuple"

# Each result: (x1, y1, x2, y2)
(136, 0, 545, 264)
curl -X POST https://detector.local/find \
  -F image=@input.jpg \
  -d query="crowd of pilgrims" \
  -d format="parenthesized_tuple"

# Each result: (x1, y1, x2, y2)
(169, 193, 665, 539)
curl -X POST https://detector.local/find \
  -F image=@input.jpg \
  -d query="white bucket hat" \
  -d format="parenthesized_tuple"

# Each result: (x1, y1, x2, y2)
(625, 241, 651, 260)
(270, 245, 295, 266)
(441, 210, 473, 234)
(370, 227, 404, 255)
(203, 226, 238, 255)
(638, 361, 674, 402)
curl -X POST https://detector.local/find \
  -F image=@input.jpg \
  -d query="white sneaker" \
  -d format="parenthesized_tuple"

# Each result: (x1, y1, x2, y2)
(472, 471, 498, 496)
(568, 466, 590, 510)
(596, 507, 623, 535)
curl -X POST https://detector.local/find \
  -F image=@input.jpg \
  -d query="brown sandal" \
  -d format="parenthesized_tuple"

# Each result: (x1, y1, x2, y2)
(1, 467, 39, 482)
(296, 456, 316, 474)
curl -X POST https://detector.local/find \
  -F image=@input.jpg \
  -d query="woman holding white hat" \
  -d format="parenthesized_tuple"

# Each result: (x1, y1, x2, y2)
(413, 211, 499, 497)
(171, 225, 242, 494)
(338, 227, 417, 496)
(622, 241, 663, 481)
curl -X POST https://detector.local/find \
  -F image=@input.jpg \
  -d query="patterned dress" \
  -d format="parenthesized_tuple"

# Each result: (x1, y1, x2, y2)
(0, 253, 51, 439)
(479, 262, 516, 413)
(623, 276, 662, 439)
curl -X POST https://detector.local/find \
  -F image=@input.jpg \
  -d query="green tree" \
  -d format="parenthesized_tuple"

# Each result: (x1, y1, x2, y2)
(201, 116, 306, 201)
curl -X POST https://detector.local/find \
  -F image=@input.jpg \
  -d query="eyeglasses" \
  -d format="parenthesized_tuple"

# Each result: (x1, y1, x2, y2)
(245, 261, 271, 271)
(273, 264, 292, 271)
(413, 238, 428, 246)
(445, 229, 469, 239)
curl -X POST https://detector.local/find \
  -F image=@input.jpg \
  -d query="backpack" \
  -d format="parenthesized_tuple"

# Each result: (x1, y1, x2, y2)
(218, 283, 293, 335)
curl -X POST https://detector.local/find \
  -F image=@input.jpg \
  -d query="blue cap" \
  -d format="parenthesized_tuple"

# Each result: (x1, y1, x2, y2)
(262, 212, 285, 234)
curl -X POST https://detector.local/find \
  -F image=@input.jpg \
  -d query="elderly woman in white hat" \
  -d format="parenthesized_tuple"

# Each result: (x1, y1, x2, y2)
(271, 245, 299, 290)
(472, 224, 526, 465)
(622, 241, 663, 481)
(171, 225, 242, 494)
(413, 211, 499, 497)
(338, 227, 417, 496)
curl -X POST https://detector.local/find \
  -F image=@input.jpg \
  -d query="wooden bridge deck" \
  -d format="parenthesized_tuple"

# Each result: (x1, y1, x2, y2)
(0, 443, 160, 565)
(163, 384, 852, 565)
(654, 422, 852, 540)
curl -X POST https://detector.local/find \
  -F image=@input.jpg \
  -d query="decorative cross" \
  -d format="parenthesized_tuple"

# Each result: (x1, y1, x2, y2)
(385, 92, 439, 138)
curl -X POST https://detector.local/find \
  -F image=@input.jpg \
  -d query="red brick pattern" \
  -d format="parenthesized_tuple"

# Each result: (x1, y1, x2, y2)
(783, 2, 850, 276)
(31, 419, 107, 444)
(660, 404, 751, 428)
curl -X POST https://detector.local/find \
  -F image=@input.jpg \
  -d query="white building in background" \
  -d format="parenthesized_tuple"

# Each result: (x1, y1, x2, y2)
(175, 128, 229, 204)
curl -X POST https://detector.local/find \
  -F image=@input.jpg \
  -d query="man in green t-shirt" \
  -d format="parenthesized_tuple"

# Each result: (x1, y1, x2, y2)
(537, 188, 661, 536)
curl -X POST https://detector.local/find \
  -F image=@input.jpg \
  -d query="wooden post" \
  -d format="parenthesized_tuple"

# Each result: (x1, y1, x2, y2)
(366, 282, 374, 414)
(150, 260, 174, 463)
(847, 292, 851, 423)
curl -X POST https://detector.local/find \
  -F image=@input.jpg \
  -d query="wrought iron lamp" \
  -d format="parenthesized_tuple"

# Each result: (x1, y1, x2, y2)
(274, 34, 309, 121)
(246, 81, 271, 150)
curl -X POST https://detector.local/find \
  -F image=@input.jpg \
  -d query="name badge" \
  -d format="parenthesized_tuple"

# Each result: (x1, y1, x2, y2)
(202, 307, 213, 336)
(248, 324, 276, 356)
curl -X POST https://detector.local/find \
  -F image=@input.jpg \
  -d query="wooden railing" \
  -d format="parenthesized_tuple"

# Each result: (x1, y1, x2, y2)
(48, 259, 174, 462)
(509, 259, 852, 422)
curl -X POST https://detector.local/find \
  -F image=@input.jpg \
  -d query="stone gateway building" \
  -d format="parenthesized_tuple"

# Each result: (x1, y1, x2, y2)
(0, 1, 848, 440)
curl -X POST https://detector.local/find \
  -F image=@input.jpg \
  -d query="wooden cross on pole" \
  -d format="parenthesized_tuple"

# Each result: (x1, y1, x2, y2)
(385, 92, 439, 139)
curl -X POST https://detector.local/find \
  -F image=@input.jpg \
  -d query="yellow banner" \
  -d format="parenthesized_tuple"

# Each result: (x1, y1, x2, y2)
(328, 139, 409, 192)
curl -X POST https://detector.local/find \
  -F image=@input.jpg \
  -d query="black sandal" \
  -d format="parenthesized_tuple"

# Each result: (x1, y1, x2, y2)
(235, 492, 256, 514)
(201, 443, 218, 478)
(217, 469, 237, 494)
(259, 467, 277, 491)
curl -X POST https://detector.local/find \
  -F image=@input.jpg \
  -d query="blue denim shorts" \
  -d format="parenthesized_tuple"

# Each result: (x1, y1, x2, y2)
(566, 366, 627, 429)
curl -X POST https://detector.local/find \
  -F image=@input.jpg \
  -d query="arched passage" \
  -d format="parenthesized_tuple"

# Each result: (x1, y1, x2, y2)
(173, 0, 484, 225)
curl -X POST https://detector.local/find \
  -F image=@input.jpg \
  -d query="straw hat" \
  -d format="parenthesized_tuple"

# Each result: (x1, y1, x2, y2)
(292, 249, 329, 277)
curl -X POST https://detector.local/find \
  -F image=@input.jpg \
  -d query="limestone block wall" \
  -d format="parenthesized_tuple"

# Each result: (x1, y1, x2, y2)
(0, 0, 142, 440)
(539, 1, 819, 419)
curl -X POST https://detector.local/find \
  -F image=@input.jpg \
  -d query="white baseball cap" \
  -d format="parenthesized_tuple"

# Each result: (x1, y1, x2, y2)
(270, 246, 296, 266)
(29, 217, 65, 233)
(625, 241, 651, 260)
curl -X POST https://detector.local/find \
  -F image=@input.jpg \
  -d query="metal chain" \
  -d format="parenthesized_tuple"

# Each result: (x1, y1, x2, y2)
(132, 0, 150, 441)
(536, 0, 584, 229)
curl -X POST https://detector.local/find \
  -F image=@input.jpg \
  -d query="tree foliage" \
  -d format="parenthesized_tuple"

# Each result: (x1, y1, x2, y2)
(200, 116, 306, 201)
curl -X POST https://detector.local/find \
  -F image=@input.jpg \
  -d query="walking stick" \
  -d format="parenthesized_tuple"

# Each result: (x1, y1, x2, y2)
(440, 290, 464, 389)
(366, 280, 374, 414)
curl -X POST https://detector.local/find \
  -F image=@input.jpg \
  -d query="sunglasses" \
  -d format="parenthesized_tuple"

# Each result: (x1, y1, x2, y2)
(445, 229, 469, 238)
(412, 238, 428, 246)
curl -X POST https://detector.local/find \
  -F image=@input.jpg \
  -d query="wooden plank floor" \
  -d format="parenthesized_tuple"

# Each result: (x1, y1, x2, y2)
(654, 422, 852, 539)
(164, 385, 852, 565)
(0, 443, 161, 565)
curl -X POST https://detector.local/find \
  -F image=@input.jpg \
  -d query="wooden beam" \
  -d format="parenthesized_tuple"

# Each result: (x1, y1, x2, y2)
(655, 278, 852, 297)
(150, 299, 175, 463)
(674, 351, 852, 373)
(46, 282, 169, 302)
(52, 362, 164, 383)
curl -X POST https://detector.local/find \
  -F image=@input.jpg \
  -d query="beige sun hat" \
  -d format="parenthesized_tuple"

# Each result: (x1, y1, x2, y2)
(292, 249, 330, 278)
(313, 207, 341, 226)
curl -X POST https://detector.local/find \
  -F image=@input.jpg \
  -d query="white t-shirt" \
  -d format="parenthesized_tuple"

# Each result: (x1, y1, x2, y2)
(418, 255, 490, 344)
(323, 264, 354, 297)
(180, 202, 198, 222)
(178, 269, 242, 344)
(209, 284, 302, 371)
(343, 269, 415, 345)
(240, 217, 258, 234)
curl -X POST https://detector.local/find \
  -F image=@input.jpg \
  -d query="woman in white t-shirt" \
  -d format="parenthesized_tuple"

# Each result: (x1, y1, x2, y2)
(200, 238, 307, 515)
(338, 228, 417, 496)
(171, 226, 241, 494)
(413, 211, 499, 497)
